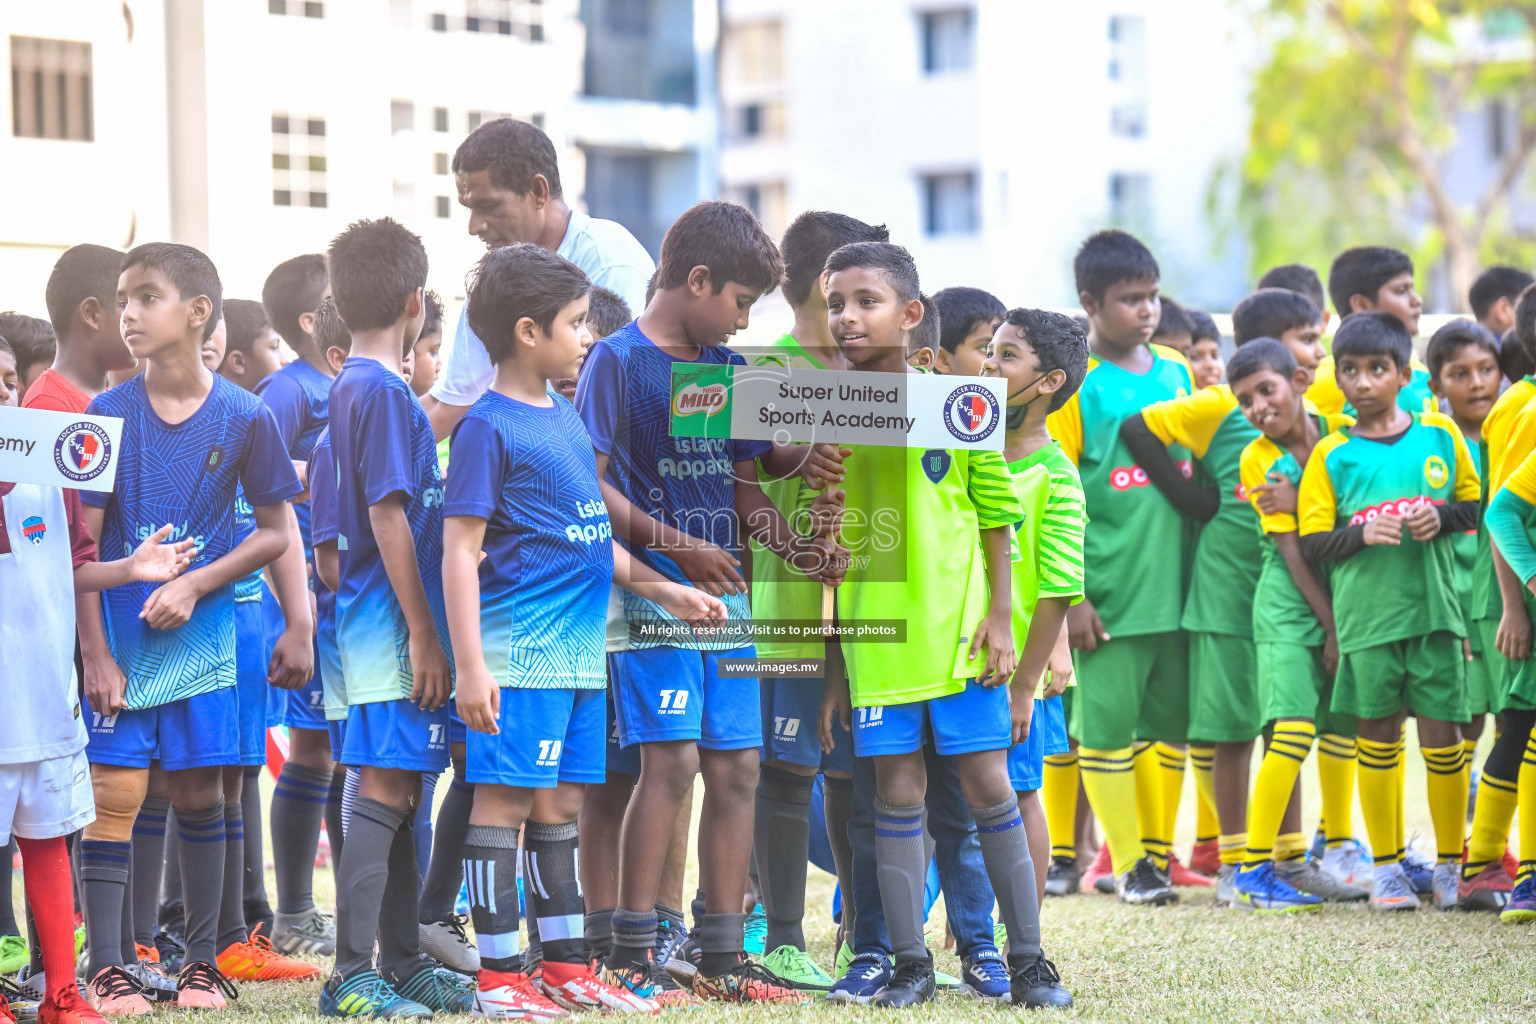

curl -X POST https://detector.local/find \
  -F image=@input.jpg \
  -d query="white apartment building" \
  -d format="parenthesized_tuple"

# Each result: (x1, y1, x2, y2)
(1, 0, 718, 315)
(718, 0, 1257, 314)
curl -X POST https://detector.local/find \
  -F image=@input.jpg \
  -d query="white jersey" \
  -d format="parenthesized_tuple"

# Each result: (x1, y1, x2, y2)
(0, 484, 90, 764)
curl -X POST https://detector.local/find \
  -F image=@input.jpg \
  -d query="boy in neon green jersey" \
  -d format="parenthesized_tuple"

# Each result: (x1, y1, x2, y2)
(1298, 312, 1480, 912)
(1045, 230, 1190, 907)
(1224, 340, 1364, 912)
(978, 308, 1089, 912)
(1309, 246, 1435, 417)
(812, 243, 1069, 1010)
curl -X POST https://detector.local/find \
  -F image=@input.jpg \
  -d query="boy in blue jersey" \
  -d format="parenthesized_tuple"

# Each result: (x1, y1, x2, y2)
(319, 219, 470, 1018)
(79, 243, 302, 1011)
(444, 243, 729, 1017)
(576, 201, 842, 1005)
(254, 254, 350, 958)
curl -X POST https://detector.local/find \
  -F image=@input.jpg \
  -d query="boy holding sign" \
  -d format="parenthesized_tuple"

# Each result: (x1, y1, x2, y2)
(813, 243, 1071, 1010)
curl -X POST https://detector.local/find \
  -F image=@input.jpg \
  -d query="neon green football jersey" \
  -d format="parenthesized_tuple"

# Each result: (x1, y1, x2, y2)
(1045, 344, 1194, 637)
(1239, 412, 1352, 646)
(826, 440, 1024, 707)
(1008, 444, 1086, 696)
(1298, 411, 1481, 653)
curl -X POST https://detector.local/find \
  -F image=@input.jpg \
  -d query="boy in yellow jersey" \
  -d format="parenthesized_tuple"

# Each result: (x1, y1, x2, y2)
(1462, 285, 1536, 910)
(980, 308, 1089, 911)
(1298, 312, 1480, 912)
(1226, 340, 1366, 911)
(1480, 445, 1536, 922)
(1045, 230, 1190, 906)
(1306, 247, 1435, 417)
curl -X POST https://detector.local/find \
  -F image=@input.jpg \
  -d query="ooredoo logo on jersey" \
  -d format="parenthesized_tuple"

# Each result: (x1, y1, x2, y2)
(54, 421, 113, 483)
(942, 383, 1000, 443)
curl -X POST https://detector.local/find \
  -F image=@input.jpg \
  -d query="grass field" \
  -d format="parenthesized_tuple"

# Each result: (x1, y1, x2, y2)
(13, 731, 1535, 1024)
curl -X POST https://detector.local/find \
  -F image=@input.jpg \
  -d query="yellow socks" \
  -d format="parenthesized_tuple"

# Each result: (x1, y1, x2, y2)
(1423, 743, 1469, 864)
(1156, 742, 1187, 849)
(1275, 831, 1308, 866)
(1244, 720, 1315, 867)
(1079, 747, 1144, 877)
(1520, 733, 1536, 884)
(1133, 741, 1169, 871)
(1356, 737, 1400, 867)
(1041, 751, 1079, 861)
(1189, 743, 1217, 841)
(1465, 772, 1518, 880)
(1317, 733, 1357, 849)
(1391, 726, 1407, 861)
(1219, 832, 1247, 869)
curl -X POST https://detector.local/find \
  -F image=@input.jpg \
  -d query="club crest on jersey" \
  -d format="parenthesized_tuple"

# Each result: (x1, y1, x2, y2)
(1423, 454, 1449, 489)
(21, 515, 45, 544)
(942, 384, 999, 443)
(921, 449, 951, 483)
(53, 421, 112, 483)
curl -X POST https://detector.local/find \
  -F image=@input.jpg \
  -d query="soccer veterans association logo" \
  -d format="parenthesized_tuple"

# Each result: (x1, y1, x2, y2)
(21, 515, 46, 544)
(942, 383, 1000, 443)
(1423, 454, 1449, 490)
(54, 421, 113, 483)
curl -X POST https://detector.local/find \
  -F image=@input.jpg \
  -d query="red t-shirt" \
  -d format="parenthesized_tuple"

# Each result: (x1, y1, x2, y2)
(22, 369, 91, 415)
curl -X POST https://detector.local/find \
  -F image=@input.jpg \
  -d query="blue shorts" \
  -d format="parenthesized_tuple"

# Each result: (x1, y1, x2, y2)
(605, 685, 641, 777)
(449, 704, 467, 747)
(761, 677, 852, 773)
(235, 601, 272, 766)
(1007, 696, 1069, 792)
(851, 679, 1011, 758)
(286, 677, 328, 731)
(466, 688, 606, 788)
(609, 647, 761, 751)
(341, 699, 450, 772)
(327, 719, 347, 758)
(260, 581, 287, 727)
(86, 687, 240, 772)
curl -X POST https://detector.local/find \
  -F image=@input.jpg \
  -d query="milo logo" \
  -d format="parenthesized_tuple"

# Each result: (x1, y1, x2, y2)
(672, 382, 729, 418)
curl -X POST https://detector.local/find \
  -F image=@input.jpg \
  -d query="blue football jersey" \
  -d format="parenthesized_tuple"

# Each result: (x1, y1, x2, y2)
(329, 358, 451, 704)
(446, 391, 613, 689)
(574, 322, 769, 649)
(232, 487, 261, 603)
(256, 358, 331, 550)
(307, 428, 345, 719)
(82, 374, 301, 708)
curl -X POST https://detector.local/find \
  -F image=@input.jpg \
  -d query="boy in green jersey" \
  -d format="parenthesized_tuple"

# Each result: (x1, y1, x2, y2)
(1460, 287, 1536, 909)
(1044, 230, 1191, 907)
(1298, 312, 1481, 912)
(1225, 340, 1364, 912)
(978, 308, 1089, 909)
(737, 210, 886, 988)
(812, 243, 1069, 1010)
(1479, 447, 1536, 921)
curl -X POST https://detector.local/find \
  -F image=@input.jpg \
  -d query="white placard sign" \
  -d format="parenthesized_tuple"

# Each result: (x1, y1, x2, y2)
(0, 406, 124, 492)
(670, 364, 1007, 451)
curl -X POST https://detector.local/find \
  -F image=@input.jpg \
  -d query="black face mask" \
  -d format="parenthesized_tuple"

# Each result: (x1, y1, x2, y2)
(1005, 373, 1049, 429)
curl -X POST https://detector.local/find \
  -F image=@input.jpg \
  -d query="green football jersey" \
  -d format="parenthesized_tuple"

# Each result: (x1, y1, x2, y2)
(827, 442, 1024, 707)
(1141, 384, 1261, 637)
(1239, 412, 1352, 646)
(1298, 411, 1481, 653)
(1008, 444, 1087, 696)
(1045, 345, 1194, 637)
(747, 334, 825, 660)
(1451, 440, 1485, 647)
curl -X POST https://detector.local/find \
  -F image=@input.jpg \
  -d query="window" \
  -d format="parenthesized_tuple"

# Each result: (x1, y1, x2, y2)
(1108, 172, 1150, 224)
(1108, 14, 1148, 138)
(733, 21, 783, 84)
(467, 110, 483, 131)
(741, 104, 762, 138)
(434, 152, 449, 175)
(921, 171, 978, 236)
(391, 100, 414, 134)
(432, 12, 447, 30)
(531, 112, 545, 129)
(730, 182, 787, 237)
(433, 2, 544, 40)
(434, 107, 449, 131)
(10, 37, 93, 141)
(269, 0, 323, 15)
(606, 0, 648, 35)
(921, 9, 973, 74)
(272, 112, 327, 207)
(436, 196, 452, 218)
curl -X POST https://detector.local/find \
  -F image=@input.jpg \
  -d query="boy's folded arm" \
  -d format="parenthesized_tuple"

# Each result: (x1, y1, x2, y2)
(1433, 499, 1479, 535)
(1298, 524, 1367, 563)
(1118, 414, 1219, 522)
(188, 500, 293, 596)
(1487, 489, 1536, 586)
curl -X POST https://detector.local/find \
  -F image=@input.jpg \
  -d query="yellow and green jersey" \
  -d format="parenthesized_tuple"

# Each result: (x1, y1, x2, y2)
(1298, 411, 1481, 653)
(1239, 412, 1353, 646)
(1141, 384, 1261, 638)
(1007, 443, 1087, 696)
(1472, 377, 1536, 622)
(748, 334, 825, 660)
(1487, 448, 1536, 586)
(828, 443, 1023, 707)
(1306, 354, 1436, 418)
(1451, 440, 1486, 643)
(1046, 344, 1194, 637)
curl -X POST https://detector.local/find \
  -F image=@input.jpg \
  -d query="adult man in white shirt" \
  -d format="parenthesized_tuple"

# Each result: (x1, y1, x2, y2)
(424, 118, 654, 441)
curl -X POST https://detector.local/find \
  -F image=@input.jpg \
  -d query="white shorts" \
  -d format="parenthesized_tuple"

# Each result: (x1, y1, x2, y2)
(0, 749, 95, 844)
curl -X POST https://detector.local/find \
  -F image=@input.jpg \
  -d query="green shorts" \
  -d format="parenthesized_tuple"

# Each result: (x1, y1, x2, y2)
(1255, 641, 1355, 737)
(1332, 632, 1468, 723)
(1472, 619, 1513, 715)
(1188, 632, 1260, 744)
(1069, 632, 1189, 749)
